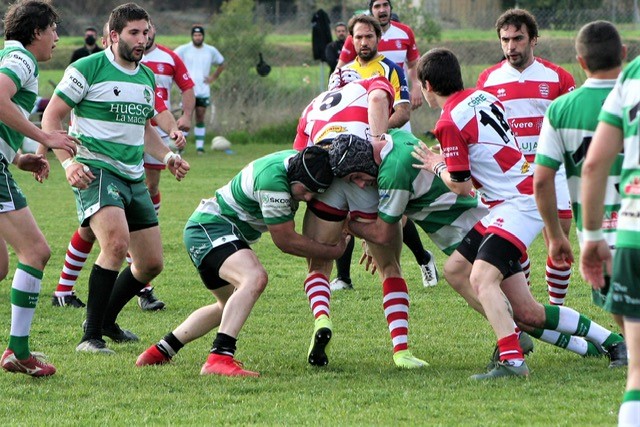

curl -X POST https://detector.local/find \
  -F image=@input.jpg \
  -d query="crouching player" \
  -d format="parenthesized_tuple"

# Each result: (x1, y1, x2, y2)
(136, 147, 349, 377)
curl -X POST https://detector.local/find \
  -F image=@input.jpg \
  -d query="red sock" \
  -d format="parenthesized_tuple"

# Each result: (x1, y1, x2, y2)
(151, 192, 161, 215)
(55, 230, 94, 295)
(382, 277, 409, 353)
(305, 273, 330, 319)
(497, 333, 524, 362)
(546, 256, 571, 305)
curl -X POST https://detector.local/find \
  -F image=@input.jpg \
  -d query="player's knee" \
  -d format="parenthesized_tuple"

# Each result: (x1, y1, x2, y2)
(244, 267, 268, 296)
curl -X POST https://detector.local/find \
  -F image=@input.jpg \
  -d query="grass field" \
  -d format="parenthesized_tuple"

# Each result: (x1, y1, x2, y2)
(0, 143, 626, 425)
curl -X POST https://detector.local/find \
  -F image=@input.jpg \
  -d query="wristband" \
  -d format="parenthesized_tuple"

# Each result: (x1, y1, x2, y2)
(61, 157, 77, 170)
(433, 161, 447, 178)
(163, 152, 180, 165)
(583, 228, 604, 242)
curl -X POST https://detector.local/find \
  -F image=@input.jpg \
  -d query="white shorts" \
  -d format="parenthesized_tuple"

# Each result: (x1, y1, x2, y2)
(480, 196, 543, 255)
(311, 179, 378, 220)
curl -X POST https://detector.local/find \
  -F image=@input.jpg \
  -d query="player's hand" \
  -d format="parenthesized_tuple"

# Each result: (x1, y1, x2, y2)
(547, 236, 574, 269)
(66, 162, 95, 189)
(579, 240, 612, 290)
(176, 115, 191, 133)
(43, 130, 79, 157)
(410, 85, 423, 110)
(358, 240, 377, 275)
(16, 153, 49, 183)
(169, 129, 186, 149)
(411, 140, 444, 173)
(168, 155, 190, 181)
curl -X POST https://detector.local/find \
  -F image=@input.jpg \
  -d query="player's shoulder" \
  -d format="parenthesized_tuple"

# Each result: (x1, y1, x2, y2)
(388, 21, 415, 37)
(533, 57, 571, 76)
(156, 44, 180, 58)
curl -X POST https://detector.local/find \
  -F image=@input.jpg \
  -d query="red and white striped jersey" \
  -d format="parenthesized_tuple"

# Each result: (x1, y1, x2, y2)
(142, 44, 194, 112)
(476, 58, 575, 162)
(339, 21, 419, 69)
(435, 89, 533, 206)
(293, 76, 394, 150)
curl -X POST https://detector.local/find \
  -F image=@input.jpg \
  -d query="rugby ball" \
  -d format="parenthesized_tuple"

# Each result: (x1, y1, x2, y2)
(211, 136, 232, 151)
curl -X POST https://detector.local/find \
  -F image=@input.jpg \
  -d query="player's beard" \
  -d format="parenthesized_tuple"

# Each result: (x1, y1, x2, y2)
(118, 39, 144, 64)
(193, 38, 203, 47)
(357, 46, 378, 62)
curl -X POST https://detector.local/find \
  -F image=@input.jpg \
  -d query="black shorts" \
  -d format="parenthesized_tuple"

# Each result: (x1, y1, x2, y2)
(456, 228, 523, 278)
(197, 240, 251, 290)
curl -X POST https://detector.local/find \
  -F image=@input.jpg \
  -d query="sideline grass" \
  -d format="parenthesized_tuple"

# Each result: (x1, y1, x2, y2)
(0, 143, 626, 425)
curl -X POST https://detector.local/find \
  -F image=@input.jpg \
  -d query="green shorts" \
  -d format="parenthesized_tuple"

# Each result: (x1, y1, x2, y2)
(0, 161, 27, 212)
(73, 167, 157, 230)
(591, 276, 610, 309)
(183, 219, 245, 268)
(195, 97, 210, 108)
(607, 248, 640, 318)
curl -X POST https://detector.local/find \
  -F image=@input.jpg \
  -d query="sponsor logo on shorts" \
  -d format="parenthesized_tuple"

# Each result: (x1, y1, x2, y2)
(107, 183, 121, 201)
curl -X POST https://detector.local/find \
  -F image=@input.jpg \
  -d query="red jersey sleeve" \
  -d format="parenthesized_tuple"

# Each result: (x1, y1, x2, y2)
(338, 36, 356, 64)
(434, 118, 470, 173)
(168, 50, 195, 92)
(558, 66, 576, 95)
(401, 23, 419, 62)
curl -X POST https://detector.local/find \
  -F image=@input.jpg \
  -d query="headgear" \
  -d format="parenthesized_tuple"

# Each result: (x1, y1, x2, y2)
(287, 146, 334, 193)
(328, 68, 362, 91)
(328, 134, 379, 178)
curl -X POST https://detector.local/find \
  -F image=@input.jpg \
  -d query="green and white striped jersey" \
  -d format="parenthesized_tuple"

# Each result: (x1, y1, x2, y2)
(189, 150, 299, 243)
(0, 41, 39, 164)
(536, 78, 622, 248)
(55, 48, 156, 182)
(599, 57, 640, 250)
(377, 129, 479, 224)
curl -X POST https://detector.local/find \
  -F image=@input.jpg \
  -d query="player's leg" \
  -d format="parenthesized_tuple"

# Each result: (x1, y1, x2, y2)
(0, 238, 7, 281)
(0, 205, 56, 376)
(194, 99, 208, 154)
(366, 226, 428, 369)
(201, 246, 264, 377)
(52, 226, 94, 308)
(610, 249, 640, 424)
(544, 170, 573, 305)
(77, 205, 130, 354)
(136, 161, 166, 311)
(401, 217, 438, 287)
(331, 236, 355, 290)
(302, 206, 342, 366)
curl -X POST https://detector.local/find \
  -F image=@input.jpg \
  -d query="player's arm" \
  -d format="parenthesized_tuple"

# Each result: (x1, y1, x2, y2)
(154, 109, 186, 149)
(406, 58, 423, 110)
(534, 163, 573, 267)
(144, 121, 189, 181)
(368, 88, 392, 137)
(206, 63, 226, 84)
(268, 220, 349, 260)
(0, 75, 77, 156)
(347, 217, 397, 246)
(411, 140, 473, 195)
(176, 88, 195, 132)
(580, 121, 622, 288)
(388, 67, 411, 128)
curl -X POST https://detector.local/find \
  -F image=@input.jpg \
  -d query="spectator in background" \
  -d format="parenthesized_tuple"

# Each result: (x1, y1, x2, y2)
(175, 25, 225, 154)
(337, 0, 422, 111)
(69, 26, 103, 64)
(324, 22, 347, 73)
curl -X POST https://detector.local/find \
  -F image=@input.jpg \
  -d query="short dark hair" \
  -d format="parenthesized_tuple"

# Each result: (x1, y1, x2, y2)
(108, 2, 149, 35)
(576, 20, 623, 73)
(495, 8, 538, 40)
(417, 48, 464, 96)
(334, 22, 346, 30)
(348, 14, 382, 39)
(85, 26, 98, 33)
(3, 0, 59, 46)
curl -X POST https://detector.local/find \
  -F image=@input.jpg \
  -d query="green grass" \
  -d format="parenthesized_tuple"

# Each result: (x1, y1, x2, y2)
(0, 143, 626, 425)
